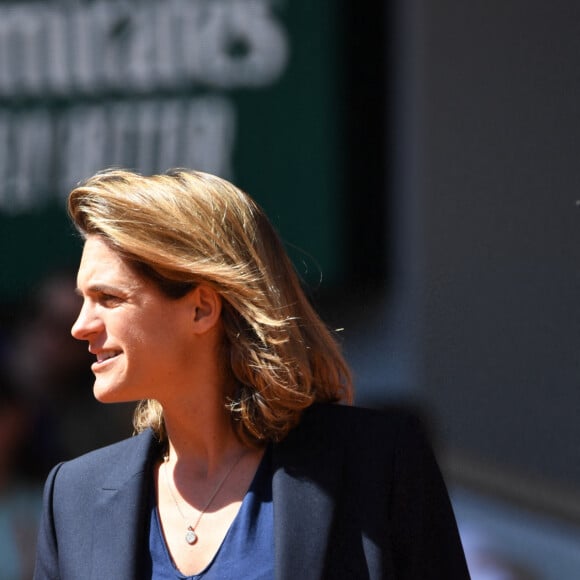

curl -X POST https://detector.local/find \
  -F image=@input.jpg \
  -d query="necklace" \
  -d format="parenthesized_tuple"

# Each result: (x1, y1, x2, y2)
(161, 451, 246, 546)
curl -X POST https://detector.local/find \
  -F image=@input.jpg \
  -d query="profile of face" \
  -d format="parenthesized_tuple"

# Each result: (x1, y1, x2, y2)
(71, 236, 214, 405)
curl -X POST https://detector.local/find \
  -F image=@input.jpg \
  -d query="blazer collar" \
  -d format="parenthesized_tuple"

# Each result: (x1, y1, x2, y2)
(86, 412, 345, 580)
(272, 406, 345, 580)
(90, 430, 160, 579)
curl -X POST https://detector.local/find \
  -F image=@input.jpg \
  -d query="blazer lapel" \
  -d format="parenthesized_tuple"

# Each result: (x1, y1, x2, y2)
(85, 411, 344, 579)
(90, 430, 160, 579)
(272, 409, 344, 580)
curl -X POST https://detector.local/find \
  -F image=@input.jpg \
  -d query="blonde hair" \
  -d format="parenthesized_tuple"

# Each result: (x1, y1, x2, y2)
(68, 168, 353, 444)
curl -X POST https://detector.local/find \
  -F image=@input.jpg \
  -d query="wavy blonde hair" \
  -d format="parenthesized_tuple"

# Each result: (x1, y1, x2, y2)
(68, 168, 353, 444)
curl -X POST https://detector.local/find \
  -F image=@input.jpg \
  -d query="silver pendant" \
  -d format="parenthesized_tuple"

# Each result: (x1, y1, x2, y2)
(185, 526, 198, 545)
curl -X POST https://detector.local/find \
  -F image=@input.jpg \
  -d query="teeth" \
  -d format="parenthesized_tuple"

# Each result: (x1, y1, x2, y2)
(97, 351, 118, 363)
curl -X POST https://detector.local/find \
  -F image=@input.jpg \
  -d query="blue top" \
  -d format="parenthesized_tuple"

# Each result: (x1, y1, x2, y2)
(149, 448, 274, 580)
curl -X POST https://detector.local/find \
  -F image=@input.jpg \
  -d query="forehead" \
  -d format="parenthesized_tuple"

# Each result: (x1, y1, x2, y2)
(76, 236, 140, 289)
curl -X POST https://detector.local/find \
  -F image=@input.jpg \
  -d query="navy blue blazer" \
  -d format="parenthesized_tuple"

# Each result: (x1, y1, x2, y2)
(34, 404, 470, 579)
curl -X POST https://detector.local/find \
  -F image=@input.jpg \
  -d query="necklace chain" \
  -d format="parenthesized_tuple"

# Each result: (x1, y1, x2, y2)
(162, 451, 245, 545)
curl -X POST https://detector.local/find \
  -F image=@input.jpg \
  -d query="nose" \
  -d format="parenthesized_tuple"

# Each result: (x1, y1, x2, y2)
(71, 300, 102, 341)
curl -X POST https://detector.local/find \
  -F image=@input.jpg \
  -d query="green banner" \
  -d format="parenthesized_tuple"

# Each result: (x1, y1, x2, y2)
(0, 0, 346, 301)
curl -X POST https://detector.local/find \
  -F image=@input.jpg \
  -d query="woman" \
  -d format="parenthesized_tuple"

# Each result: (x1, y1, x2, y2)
(34, 169, 469, 579)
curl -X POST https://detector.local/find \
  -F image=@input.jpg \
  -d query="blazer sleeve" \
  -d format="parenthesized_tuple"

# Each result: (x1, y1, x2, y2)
(388, 414, 470, 579)
(34, 463, 64, 580)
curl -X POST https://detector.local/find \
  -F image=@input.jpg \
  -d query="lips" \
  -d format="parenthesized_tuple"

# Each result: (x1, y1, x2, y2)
(92, 349, 122, 371)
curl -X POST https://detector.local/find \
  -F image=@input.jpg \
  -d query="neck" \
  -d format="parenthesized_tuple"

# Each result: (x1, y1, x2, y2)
(156, 323, 246, 475)
(160, 390, 247, 478)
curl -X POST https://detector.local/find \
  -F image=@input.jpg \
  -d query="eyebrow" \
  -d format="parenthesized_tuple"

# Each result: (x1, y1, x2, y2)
(75, 284, 123, 297)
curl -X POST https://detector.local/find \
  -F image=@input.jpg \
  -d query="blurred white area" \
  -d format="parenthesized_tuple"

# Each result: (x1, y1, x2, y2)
(452, 487, 580, 580)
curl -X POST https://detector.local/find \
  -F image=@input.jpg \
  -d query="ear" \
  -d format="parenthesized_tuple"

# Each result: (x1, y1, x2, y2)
(189, 284, 222, 334)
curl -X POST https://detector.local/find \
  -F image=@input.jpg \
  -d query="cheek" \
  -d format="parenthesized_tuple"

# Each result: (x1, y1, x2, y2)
(159, 319, 195, 365)
(124, 300, 192, 364)
(138, 311, 187, 353)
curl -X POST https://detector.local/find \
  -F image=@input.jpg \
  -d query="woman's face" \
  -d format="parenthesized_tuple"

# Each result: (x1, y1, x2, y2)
(71, 235, 197, 404)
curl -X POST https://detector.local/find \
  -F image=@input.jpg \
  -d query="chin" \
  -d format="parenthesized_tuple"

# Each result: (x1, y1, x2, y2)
(93, 391, 122, 404)
(92, 382, 139, 404)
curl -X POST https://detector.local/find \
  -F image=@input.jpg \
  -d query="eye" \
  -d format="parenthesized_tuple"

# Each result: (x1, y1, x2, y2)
(98, 293, 122, 307)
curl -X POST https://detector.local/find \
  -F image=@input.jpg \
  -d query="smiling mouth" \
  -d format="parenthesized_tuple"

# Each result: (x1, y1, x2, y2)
(95, 351, 121, 364)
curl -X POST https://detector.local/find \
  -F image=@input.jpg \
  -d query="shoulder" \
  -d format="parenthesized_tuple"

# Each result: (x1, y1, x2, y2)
(281, 402, 435, 473)
(297, 402, 428, 445)
(297, 402, 446, 484)
(47, 430, 157, 491)
(36, 430, 160, 577)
